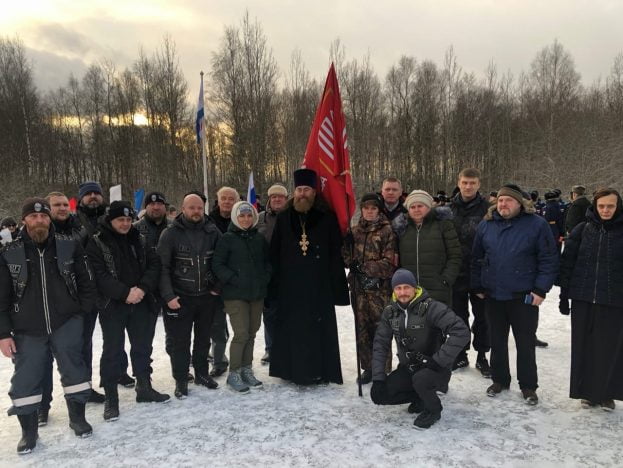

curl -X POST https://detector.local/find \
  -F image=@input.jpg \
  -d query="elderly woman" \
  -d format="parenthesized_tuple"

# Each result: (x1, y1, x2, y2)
(559, 187, 623, 411)
(213, 201, 271, 394)
(393, 190, 461, 307)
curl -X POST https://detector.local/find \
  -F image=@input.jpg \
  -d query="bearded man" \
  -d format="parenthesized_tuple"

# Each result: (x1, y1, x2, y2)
(268, 168, 349, 385)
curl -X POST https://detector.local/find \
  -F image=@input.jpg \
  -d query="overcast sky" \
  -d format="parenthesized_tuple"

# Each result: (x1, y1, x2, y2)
(3, 0, 623, 95)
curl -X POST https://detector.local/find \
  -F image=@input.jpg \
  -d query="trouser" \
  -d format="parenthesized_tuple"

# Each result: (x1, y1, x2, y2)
(353, 290, 391, 371)
(208, 302, 229, 370)
(99, 301, 155, 387)
(263, 297, 278, 352)
(373, 365, 450, 413)
(164, 294, 218, 381)
(452, 286, 489, 356)
(8, 316, 91, 416)
(486, 298, 539, 390)
(225, 299, 263, 371)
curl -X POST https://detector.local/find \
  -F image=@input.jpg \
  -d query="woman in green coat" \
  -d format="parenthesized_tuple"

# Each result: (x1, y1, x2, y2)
(393, 190, 461, 306)
(213, 201, 271, 394)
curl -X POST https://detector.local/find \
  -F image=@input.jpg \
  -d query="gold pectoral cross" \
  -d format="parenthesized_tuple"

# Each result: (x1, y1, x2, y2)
(299, 233, 310, 256)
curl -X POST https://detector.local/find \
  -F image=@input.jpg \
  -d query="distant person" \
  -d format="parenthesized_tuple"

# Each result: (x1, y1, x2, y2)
(565, 185, 591, 235)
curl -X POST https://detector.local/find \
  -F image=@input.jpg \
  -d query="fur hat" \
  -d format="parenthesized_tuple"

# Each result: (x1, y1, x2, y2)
(404, 190, 434, 209)
(267, 184, 288, 198)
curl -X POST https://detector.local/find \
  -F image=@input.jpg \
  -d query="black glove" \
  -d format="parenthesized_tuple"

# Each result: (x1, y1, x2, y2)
(349, 260, 363, 274)
(407, 352, 442, 373)
(370, 380, 387, 404)
(559, 289, 570, 315)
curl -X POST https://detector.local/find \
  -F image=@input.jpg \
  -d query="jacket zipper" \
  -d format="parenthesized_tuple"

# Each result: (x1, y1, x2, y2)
(197, 254, 201, 292)
(416, 224, 422, 282)
(38, 248, 52, 335)
(592, 226, 605, 303)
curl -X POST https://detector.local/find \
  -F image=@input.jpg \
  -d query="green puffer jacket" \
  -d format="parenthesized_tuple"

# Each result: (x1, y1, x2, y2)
(213, 224, 272, 301)
(396, 208, 462, 306)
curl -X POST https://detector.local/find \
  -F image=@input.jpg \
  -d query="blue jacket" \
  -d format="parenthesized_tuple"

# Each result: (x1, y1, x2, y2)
(471, 205, 559, 301)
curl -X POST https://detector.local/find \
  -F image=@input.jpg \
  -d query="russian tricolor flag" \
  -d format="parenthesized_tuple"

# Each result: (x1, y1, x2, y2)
(196, 78, 204, 144)
(247, 171, 257, 208)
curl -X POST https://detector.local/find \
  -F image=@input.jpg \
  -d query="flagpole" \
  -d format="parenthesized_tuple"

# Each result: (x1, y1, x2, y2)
(200, 71, 210, 211)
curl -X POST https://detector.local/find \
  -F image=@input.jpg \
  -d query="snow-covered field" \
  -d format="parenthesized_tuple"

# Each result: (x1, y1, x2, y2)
(1, 287, 621, 467)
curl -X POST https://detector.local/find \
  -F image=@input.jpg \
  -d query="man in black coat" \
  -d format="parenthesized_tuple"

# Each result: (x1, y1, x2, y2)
(157, 193, 222, 398)
(269, 168, 350, 385)
(370, 269, 469, 429)
(0, 198, 96, 454)
(134, 191, 172, 251)
(86, 201, 170, 421)
(565, 185, 591, 235)
(450, 168, 491, 376)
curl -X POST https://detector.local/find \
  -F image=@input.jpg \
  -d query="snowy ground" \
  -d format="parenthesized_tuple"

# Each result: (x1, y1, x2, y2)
(1, 287, 622, 467)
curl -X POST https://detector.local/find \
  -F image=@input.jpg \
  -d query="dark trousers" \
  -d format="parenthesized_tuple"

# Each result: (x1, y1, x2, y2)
(8, 316, 91, 416)
(373, 365, 451, 413)
(263, 297, 278, 352)
(452, 286, 489, 356)
(486, 298, 539, 390)
(208, 302, 229, 370)
(99, 301, 155, 387)
(41, 308, 100, 409)
(164, 295, 218, 381)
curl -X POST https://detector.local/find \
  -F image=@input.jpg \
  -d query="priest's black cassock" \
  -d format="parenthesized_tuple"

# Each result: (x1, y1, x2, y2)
(268, 197, 349, 385)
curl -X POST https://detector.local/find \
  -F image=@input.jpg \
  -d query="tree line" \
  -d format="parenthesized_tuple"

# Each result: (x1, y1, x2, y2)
(2, 12, 623, 218)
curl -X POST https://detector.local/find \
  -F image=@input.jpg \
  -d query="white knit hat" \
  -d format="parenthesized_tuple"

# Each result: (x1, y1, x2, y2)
(404, 190, 434, 209)
(231, 201, 259, 229)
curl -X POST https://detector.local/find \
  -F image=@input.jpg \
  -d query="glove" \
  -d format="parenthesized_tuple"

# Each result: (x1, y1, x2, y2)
(559, 288, 570, 315)
(370, 380, 387, 404)
(349, 260, 363, 274)
(407, 352, 442, 373)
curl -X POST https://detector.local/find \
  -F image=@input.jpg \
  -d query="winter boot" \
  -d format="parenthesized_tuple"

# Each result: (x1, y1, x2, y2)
(476, 353, 492, 379)
(407, 399, 425, 414)
(521, 389, 539, 405)
(357, 370, 372, 385)
(226, 370, 250, 394)
(118, 373, 136, 388)
(87, 388, 106, 404)
(37, 408, 49, 427)
(261, 352, 270, 364)
(135, 376, 171, 403)
(241, 366, 263, 388)
(452, 354, 469, 371)
(187, 372, 194, 383)
(103, 385, 119, 422)
(581, 399, 597, 409)
(16, 412, 38, 455)
(486, 382, 509, 397)
(195, 373, 219, 389)
(413, 409, 441, 430)
(66, 399, 93, 437)
(601, 400, 616, 412)
(174, 380, 188, 400)
(535, 337, 548, 348)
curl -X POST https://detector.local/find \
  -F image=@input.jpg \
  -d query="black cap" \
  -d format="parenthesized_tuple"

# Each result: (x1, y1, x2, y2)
(144, 191, 167, 208)
(293, 168, 317, 189)
(107, 201, 135, 221)
(360, 193, 382, 209)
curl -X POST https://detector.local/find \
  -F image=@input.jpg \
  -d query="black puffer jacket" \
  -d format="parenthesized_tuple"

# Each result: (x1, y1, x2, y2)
(559, 204, 623, 307)
(450, 192, 489, 285)
(157, 214, 222, 302)
(0, 229, 96, 338)
(86, 220, 160, 308)
(371, 288, 469, 381)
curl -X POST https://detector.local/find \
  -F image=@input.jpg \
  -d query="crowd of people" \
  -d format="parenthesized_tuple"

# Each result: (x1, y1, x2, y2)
(0, 167, 621, 454)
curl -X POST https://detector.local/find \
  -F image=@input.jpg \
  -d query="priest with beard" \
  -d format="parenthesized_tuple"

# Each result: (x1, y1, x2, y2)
(268, 168, 349, 385)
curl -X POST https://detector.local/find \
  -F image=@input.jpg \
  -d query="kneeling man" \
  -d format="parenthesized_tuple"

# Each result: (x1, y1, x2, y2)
(370, 269, 469, 429)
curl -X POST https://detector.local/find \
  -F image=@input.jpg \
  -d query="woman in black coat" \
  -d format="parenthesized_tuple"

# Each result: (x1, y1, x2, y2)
(559, 188, 623, 411)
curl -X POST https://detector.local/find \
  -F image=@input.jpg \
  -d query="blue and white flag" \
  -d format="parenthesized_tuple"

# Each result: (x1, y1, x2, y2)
(196, 78, 204, 144)
(247, 171, 257, 208)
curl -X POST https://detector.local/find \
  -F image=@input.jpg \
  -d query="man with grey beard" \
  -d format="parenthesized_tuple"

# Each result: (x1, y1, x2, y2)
(268, 169, 350, 385)
(0, 198, 96, 453)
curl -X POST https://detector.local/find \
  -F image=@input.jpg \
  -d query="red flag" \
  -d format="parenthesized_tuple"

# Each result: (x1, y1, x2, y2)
(302, 63, 355, 235)
(69, 197, 77, 213)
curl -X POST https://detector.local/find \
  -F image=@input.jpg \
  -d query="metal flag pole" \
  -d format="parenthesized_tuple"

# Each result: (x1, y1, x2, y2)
(200, 71, 210, 211)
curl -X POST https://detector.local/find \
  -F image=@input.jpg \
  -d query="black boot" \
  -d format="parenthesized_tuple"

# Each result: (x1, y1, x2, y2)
(88, 388, 106, 404)
(17, 412, 38, 455)
(135, 376, 171, 403)
(174, 380, 188, 399)
(413, 409, 441, 430)
(476, 353, 492, 379)
(118, 373, 136, 388)
(357, 370, 372, 385)
(37, 408, 49, 427)
(66, 399, 93, 437)
(103, 385, 119, 422)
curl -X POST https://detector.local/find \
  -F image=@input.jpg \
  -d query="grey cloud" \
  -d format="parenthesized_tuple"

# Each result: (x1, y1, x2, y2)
(32, 23, 94, 57)
(26, 47, 89, 92)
